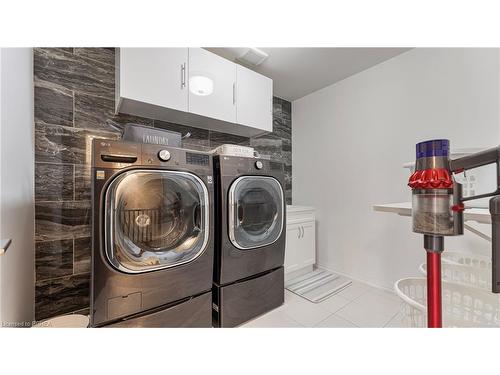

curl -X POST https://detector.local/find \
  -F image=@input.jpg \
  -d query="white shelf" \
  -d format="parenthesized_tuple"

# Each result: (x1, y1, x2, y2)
(373, 202, 491, 224)
(286, 205, 316, 214)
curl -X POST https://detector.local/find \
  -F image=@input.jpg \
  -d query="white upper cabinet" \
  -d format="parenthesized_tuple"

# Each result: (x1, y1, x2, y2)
(117, 48, 188, 112)
(116, 48, 272, 137)
(188, 48, 236, 123)
(236, 64, 273, 132)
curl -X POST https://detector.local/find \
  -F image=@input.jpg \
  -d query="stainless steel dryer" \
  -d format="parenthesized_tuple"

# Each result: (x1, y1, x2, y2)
(91, 139, 214, 327)
(212, 155, 286, 327)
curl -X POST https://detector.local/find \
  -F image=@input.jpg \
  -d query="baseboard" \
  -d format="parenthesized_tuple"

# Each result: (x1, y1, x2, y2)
(315, 263, 396, 295)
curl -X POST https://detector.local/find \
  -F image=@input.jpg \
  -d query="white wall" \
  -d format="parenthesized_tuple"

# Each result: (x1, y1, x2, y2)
(0, 48, 35, 326)
(292, 48, 500, 290)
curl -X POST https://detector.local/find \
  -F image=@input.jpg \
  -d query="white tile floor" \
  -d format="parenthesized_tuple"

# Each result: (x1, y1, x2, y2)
(242, 279, 406, 328)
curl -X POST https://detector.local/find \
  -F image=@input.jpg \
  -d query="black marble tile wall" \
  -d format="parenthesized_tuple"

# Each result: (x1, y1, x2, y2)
(35, 239, 73, 281)
(35, 163, 74, 201)
(251, 97, 292, 203)
(35, 201, 91, 242)
(34, 48, 292, 320)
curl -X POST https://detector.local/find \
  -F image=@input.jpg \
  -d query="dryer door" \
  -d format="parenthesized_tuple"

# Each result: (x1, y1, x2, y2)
(104, 170, 209, 273)
(228, 176, 284, 250)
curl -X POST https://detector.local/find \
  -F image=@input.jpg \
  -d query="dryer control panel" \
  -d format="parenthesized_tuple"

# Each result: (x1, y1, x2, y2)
(92, 139, 213, 179)
(92, 140, 141, 169)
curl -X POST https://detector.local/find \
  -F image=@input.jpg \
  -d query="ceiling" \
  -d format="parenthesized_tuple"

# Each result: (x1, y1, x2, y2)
(206, 48, 412, 101)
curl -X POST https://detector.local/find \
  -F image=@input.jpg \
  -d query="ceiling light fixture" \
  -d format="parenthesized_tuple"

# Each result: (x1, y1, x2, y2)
(189, 75, 214, 96)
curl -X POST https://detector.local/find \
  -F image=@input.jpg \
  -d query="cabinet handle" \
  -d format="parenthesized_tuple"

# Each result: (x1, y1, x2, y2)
(297, 227, 301, 239)
(181, 63, 186, 89)
(297, 226, 303, 239)
(232, 82, 236, 105)
(301, 226, 304, 238)
(0, 238, 12, 255)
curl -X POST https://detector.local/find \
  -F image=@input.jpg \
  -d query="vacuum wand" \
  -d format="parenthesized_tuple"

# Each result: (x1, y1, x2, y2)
(426, 246, 442, 327)
(408, 140, 500, 328)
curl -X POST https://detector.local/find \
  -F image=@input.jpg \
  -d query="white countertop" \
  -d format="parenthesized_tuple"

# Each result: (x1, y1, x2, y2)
(287, 205, 316, 213)
(373, 202, 491, 224)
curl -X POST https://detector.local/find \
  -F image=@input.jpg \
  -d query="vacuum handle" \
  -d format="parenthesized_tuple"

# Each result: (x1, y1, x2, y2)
(449, 146, 499, 173)
(490, 196, 500, 293)
(450, 146, 500, 202)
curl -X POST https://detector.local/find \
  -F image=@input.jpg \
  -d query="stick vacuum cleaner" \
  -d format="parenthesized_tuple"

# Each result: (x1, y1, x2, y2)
(408, 139, 500, 328)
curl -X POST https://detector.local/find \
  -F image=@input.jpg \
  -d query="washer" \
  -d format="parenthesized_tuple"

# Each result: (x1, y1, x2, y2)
(90, 139, 214, 327)
(212, 155, 286, 327)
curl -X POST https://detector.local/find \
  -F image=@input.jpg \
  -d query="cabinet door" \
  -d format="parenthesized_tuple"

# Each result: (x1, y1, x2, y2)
(285, 221, 316, 274)
(284, 223, 303, 274)
(300, 221, 316, 268)
(236, 65, 272, 132)
(188, 48, 236, 123)
(119, 48, 188, 112)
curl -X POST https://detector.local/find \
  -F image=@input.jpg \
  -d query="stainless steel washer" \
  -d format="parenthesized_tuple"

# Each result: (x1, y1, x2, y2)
(91, 140, 214, 327)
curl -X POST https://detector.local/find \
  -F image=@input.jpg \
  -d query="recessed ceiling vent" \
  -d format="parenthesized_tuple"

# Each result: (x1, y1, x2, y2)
(236, 48, 268, 67)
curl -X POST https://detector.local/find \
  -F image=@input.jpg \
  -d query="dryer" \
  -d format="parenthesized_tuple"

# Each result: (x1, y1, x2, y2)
(91, 139, 214, 327)
(212, 155, 286, 327)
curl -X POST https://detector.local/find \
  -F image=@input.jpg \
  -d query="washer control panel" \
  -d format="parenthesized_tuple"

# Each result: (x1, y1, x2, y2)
(158, 149, 171, 162)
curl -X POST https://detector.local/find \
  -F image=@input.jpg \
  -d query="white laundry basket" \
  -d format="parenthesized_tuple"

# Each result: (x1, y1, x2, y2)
(419, 262, 491, 291)
(420, 252, 492, 291)
(442, 252, 491, 269)
(394, 277, 500, 327)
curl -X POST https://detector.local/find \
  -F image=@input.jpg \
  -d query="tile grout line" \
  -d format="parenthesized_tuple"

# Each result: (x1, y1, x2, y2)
(335, 288, 402, 327)
(285, 292, 350, 328)
(72, 89, 75, 127)
(280, 310, 307, 328)
(313, 308, 348, 327)
(73, 164, 76, 201)
(383, 311, 402, 328)
(34, 198, 91, 203)
(34, 160, 77, 166)
(318, 312, 360, 328)
(345, 314, 360, 327)
(349, 287, 373, 302)
(35, 270, 91, 285)
(331, 313, 360, 328)
(35, 120, 121, 136)
(72, 236, 76, 276)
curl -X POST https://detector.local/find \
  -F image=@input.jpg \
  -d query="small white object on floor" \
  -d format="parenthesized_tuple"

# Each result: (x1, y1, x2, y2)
(286, 269, 352, 303)
(33, 314, 89, 328)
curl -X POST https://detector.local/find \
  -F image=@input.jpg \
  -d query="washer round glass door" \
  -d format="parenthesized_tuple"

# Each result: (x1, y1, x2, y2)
(228, 176, 284, 250)
(105, 170, 209, 273)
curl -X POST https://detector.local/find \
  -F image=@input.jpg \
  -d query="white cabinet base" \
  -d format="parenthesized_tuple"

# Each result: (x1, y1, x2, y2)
(284, 205, 316, 277)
